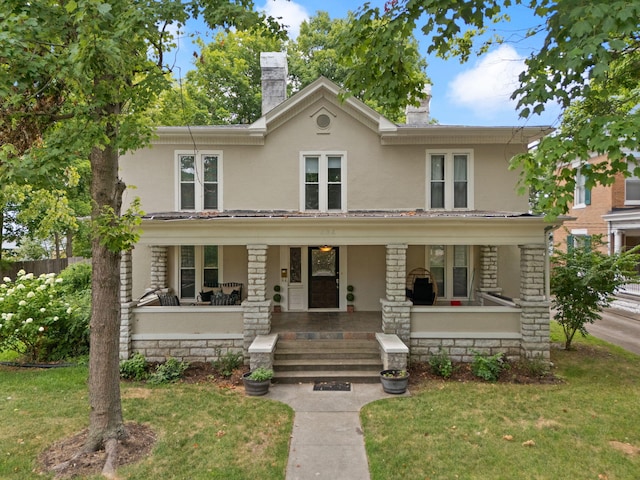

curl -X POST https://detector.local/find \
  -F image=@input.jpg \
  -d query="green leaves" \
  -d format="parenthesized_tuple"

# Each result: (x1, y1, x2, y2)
(94, 197, 143, 253)
(551, 235, 640, 349)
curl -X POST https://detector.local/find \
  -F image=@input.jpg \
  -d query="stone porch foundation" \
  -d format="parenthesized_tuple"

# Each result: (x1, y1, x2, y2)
(131, 336, 244, 363)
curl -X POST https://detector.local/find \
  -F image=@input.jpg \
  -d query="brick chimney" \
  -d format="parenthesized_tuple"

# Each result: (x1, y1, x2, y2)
(405, 85, 432, 124)
(260, 52, 288, 115)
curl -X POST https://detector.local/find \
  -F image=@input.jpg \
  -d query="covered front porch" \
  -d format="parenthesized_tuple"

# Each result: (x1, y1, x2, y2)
(119, 213, 554, 363)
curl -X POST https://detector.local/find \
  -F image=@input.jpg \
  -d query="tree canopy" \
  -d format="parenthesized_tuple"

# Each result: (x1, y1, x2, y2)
(152, 11, 429, 125)
(347, 0, 640, 217)
(1, 0, 281, 475)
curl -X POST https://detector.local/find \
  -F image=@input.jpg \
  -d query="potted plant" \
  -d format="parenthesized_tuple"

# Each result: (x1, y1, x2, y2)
(380, 369, 409, 394)
(242, 367, 274, 396)
(273, 285, 282, 313)
(346, 285, 355, 313)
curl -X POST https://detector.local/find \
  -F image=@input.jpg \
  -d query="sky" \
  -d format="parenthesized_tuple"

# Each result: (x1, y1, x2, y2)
(170, 0, 562, 128)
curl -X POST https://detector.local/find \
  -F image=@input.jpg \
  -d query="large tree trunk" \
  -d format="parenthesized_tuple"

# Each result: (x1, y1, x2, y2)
(86, 122, 127, 453)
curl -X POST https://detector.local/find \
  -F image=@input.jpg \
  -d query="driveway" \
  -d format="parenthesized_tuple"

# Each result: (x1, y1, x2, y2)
(585, 308, 640, 355)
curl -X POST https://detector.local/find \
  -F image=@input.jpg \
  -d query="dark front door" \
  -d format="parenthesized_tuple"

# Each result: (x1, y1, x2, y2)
(309, 247, 339, 308)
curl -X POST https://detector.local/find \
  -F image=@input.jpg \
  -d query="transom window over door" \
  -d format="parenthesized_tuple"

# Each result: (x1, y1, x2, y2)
(301, 153, 346, 212)
(427, 151, 473, 210)
(176, 151, 222, 211)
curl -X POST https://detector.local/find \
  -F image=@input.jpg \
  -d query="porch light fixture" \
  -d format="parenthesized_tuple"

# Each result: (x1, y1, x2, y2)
(319, 245, 333, 252)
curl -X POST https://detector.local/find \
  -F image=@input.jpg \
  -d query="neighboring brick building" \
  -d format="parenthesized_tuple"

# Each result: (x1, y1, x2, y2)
(554, 153, 640, 255)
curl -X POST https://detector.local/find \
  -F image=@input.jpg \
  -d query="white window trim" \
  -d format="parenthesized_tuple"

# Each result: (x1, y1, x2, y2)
(175, 150, 223, 212)
(573, 167, 587, 209)
(425, 245, 473, 299)
(299, 151, 347, 212)
(176, 245, 224, 301)
(425, 149, 474, 210)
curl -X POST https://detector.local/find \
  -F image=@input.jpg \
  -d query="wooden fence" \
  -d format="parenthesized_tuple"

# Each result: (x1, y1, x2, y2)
(1, 257, 88, 279)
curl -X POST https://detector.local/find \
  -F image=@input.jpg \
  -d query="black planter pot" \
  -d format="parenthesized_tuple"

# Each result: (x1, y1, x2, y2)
(242, 372, 271, 396)
(380, 369, 409, 394)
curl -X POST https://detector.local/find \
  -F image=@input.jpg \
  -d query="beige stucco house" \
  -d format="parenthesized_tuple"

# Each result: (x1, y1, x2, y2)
(118, 53, 559, 371)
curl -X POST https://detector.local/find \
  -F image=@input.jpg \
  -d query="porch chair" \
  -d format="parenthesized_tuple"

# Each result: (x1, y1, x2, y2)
(406, 267, 438, 305)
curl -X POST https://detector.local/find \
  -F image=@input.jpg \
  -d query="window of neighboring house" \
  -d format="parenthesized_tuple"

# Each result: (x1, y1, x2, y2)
(574, 168, 591, 208)
(177, 152, 221, 211)
(427, 151, 473, 210)
(567, 231, 591, 252)
(179, 245, 220, 299)
(625, 162, 640, 205)
(301, 153, 346, 212)
(427, 245, 470, 298)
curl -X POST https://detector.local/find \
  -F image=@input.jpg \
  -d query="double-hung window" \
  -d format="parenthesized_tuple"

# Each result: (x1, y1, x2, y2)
(427, 151, 473, 210)
(427, 245, 470, 298)
(625, 160, 640, 205)
(179, 245, 220, 299)
(177, 151, 222, 211)
(301, 153, 346, 212)
(574, 167, 590, 208)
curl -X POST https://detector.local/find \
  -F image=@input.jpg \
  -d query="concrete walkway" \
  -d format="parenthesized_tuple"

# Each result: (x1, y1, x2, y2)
(267, 382, 407, 480)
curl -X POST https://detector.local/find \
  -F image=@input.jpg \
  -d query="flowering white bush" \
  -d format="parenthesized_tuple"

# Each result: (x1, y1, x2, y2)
(0, 270, 73, 361)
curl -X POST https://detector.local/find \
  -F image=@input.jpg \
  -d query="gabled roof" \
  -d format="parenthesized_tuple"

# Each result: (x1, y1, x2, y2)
(153, 76, 553, 146)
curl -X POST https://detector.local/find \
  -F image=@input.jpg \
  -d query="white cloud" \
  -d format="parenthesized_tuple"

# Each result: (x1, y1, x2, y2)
(260, 0, 309, 39)
(447, 45, 526, 120)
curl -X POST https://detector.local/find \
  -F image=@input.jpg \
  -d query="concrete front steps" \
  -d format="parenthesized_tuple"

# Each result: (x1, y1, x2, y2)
(273, 335, 383, 384)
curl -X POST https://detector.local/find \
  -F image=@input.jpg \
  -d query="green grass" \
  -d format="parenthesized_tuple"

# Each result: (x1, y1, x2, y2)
(0, 366, 293, 479)
(362, 322, 640, 479)
(3, 322, 640, 479)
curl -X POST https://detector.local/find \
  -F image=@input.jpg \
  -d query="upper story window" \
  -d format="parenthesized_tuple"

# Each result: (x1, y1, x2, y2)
(301, 153, 346, 212)
(179, 245, 219, 299)
(625, 161, 640, 205)
(176, 151, 222, 211)
(427, 151, 473, 210)
(574, 168, 591, 208)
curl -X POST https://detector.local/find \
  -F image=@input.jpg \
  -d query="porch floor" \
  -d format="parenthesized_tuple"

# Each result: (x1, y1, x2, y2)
(270, 311, 382, 339)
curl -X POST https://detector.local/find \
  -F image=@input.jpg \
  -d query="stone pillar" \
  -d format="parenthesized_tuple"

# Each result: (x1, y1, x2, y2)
(243, 245, 271, 356)
(382, 244, 412, 343)
(119, 249, 134, 359)
(150, 245, 168, 290)
(478, 245, 501, 293)
(519, 244, 550, 360)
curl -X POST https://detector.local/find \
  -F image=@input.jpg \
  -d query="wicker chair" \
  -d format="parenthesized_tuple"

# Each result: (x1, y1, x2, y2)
(406, 267, 438, 305)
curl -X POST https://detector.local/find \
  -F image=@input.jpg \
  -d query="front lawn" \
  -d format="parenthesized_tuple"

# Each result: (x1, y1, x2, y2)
(3, 321, 640, 479)
(362, 322, 640, 479)
(0, 365, 293, 479)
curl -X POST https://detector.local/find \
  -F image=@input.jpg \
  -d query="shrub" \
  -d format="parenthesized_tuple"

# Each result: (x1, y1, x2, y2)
(120, 353, 149, 381)
(471, 351, 507, 382)
(0, 270, 80, 362)
(246, 367, 273, 381)
(58, 262, 92, 292)
(429, 348, 453, 378)
(212, 350, 243, 378)
(148, 358, 190, 384)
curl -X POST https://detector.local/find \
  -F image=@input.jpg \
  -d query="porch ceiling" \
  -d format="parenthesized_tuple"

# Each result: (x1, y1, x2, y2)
(137, 211, 558, 246)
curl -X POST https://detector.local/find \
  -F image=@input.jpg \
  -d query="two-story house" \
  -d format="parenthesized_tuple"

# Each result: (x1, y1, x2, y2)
(118, 53, 558, 375)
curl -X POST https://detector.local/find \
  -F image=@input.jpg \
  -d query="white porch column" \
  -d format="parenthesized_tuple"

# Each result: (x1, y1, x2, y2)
(381, 244, 412, 343)
(614, 229, 623, 254)
(243, 244, 271, 355)
(119, 249, 134, 359)
(519, 244, 550, 361)
(149, 245, 168, 290)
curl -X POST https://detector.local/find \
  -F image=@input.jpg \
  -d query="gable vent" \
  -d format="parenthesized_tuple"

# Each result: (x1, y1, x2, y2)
(316, 114, 331, 129)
